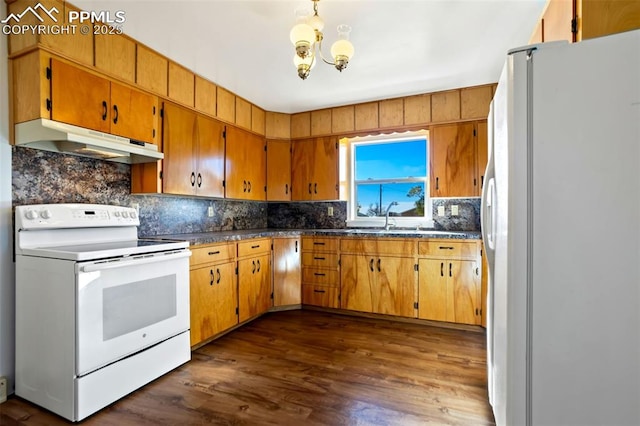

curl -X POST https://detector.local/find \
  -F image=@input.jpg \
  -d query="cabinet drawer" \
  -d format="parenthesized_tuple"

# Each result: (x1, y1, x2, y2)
(340, 238, 416, 256)
(418, 240, 478, 259)
(302, 268, 339, 286)
(190, 243, 235, 266)
(237, 238, 271, 257)
(301, 252, 339, 268)
(302, 236, 339, 252)
(302, 285, 340, 308)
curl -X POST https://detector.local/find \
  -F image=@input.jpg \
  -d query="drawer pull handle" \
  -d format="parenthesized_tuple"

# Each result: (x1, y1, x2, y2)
(314, 289, 326, 294)
(313, 242, 325, 246)
(449, 262, 452, 277)
(210, 269, 214, 285)
(313, 257, 325, 260)
(314, 273, 326, 276)
(208, 250, 221, 256)
(216, 268, 221, 284)
(377, 258, 381, 272)
(440, 262, 444, 277)
(257, 259, 261, 272)
(439, 246, 454, 250)
(251, 245, 260, 249)
(252, 260, 256, 274)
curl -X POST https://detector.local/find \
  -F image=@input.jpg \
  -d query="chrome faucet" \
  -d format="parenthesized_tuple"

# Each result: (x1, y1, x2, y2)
(384, 201, 398, 230)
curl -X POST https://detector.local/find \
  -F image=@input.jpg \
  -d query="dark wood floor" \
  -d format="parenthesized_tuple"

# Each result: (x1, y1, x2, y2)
(0, 310, 495, 425)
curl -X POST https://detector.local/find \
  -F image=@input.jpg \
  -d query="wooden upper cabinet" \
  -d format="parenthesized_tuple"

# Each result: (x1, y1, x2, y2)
(161, 102, 198, 195)
(94, 33, 136, 83)
(235, 98, 252, 130)
(252, 106, 266, 136)
(217, 87, 235, 123)
(12, 50, 51, 124)
(267, 140, 292, 201)
(540, 0, 575, 43)
(430, 122, 477, 197)
(225, 126, 266, 200)
(110, 82, 158, 144)
(291, 137, 338, 201)
(195, 76, 217, 117)
(379, 99, 404, 128)
(291, 112, 311, 138)
(8, 0, 93, 65)
(136, 45, 168, 96)
(404, 94, 431, 126)
(332, 106, 355, 134)
(266, 112, 291, 139)
(50, 58, 111, 133)
(461, 86, 492, 120)
(311, 109, 332, 136)
(579, 0, 640, 41)
(432, 90, 461, 123)
(355, 102, 379, 131)
(195, 115, 226, 198)
(168, 62, 195, 107)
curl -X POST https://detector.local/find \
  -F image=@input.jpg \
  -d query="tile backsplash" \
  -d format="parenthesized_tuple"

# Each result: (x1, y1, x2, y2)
(12, 147, 480, 234)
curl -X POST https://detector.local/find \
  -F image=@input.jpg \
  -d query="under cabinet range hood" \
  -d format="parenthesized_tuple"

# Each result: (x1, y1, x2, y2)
(14, 119, 164, 164)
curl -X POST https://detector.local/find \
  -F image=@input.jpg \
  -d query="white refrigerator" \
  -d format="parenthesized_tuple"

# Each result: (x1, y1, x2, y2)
(482, 29, 640, 426)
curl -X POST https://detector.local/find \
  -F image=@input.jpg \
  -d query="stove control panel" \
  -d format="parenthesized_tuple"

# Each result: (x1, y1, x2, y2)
(16, 204, 140, 229)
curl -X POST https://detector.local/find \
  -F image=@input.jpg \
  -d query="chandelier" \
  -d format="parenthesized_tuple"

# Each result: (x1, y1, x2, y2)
(289, 0, 355, 80)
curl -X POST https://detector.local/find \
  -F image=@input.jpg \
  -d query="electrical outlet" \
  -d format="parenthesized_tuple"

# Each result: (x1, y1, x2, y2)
(451, 205, 459, 216)
(437, 206, 445, 217)
(0, 376, 7, 403)
(327, 206, 334, 216)
(207, 206, 214, 217)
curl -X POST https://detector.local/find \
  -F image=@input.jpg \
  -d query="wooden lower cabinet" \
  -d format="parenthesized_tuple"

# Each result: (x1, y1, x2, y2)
(189, 260, 238, 347)
(238, 253, 272, 322)
(301, 285, 340, 308)
(418, 258, 480, 325)
(301, 236, 340, 308)
(273, 238, 301, 306)
(340, 254, 416, 317)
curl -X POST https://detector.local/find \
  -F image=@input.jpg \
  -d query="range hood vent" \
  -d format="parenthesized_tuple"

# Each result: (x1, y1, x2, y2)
(14, 119, 164, 164)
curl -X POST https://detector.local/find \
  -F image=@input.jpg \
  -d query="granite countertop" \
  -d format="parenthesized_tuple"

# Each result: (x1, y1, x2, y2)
(149, 228, 481, 246)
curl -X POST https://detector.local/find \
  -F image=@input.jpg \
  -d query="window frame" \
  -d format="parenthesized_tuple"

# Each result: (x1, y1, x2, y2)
(341, 131, 434, 229)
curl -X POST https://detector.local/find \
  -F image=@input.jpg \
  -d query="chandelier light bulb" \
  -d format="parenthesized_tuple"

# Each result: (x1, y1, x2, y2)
(290, 22, 315, 49)
(309, 13, 324, 33)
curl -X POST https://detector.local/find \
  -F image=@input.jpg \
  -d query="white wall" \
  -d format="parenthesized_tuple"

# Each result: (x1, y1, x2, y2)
(0, 36, 15, 392)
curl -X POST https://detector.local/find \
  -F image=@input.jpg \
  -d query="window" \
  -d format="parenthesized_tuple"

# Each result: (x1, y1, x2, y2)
(341, 131, 432, 228)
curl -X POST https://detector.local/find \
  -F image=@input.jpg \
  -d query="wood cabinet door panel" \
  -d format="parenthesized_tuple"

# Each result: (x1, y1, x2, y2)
(161, 102, 197, 195)
(50, 59, 110, 133)
(476, 121, 488, 196)
(452, 260, 480, 325)
(110, 82, 158, 144)
(311, 137, 339, 200)
(430, 122, 477, 197)
(374, 256, 416, 317)
(273, 238, 301, 306)
(291, 139, 313, 200)
(267, 140, 292, 201)
(340, 254, 375, 313)
(195, 115, 225, 197)
(226, 127, 266, 200)
(418, 259, 449, 321)
(238, 254, 271, 323)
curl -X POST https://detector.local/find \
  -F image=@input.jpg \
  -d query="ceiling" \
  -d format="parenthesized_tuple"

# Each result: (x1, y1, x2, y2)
(73, 0, 547, 114)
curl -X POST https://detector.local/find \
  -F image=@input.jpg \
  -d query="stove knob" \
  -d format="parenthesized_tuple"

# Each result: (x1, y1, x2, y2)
(113, 211, 120, 217)
(121, 211, 129, 218)
(129, 211, 137, 219)
(25, 210, 38, 220)
(40, 209, 52, 219)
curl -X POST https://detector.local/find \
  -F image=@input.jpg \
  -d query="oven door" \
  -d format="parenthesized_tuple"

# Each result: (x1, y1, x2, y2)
(75, 249, 191, 376)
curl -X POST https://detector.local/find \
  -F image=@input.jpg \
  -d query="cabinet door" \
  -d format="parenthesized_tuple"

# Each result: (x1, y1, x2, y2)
(161, 102, 197, 195)
(273, 238, 301, 306)
(267, 140, 292, 201)
(430, 122, 477, 197)
(50, 59, 110, 133)
(110, 82, 158, 144)
(195, 115, 225, 197)
(238, 254, 271, 323)
(226, 126, 266, 200)
(310, 137, 339, 200)
(476, 121, 488, 196)
(418, 259, 450, 321)
(340, 254, 375, 313)
(189, 262, 238, 346)
(291, 139, 313, 200)
(451, 260, 480, 325)
(376, 256, 416, 317)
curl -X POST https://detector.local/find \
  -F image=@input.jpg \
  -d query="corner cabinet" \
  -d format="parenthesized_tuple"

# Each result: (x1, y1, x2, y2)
(266, 140, 292, 201)
(226, 126, 267, 200)
(273, 237, 301, 307)
(417, 240, 482, 325)
(291, 137, 339, 201)
(340, 238, 418, 317)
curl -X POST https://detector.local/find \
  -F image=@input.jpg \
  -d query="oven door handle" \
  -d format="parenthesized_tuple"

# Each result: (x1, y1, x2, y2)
(78, 250, 191, 273)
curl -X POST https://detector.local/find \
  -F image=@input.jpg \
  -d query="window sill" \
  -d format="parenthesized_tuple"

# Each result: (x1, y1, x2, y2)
(346, 218, 435, 229)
